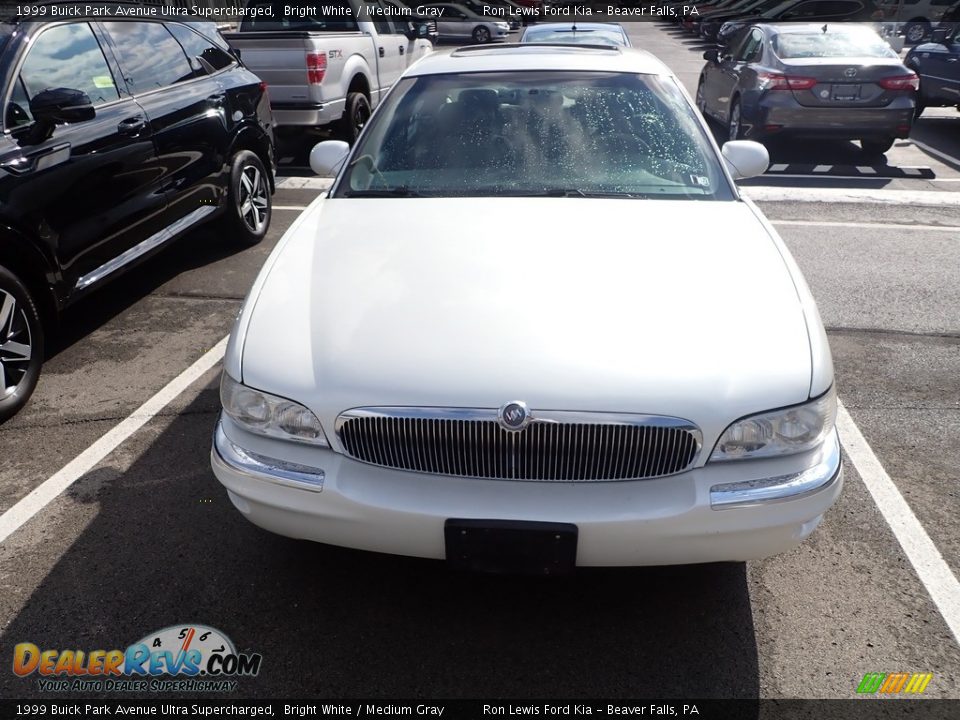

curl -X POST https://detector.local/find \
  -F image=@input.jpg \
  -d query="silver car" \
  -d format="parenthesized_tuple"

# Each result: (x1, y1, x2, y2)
(419, 3, 511, 43)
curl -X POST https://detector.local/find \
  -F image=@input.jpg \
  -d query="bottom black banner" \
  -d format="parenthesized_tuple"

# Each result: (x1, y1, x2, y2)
(2, 700, 959, 720)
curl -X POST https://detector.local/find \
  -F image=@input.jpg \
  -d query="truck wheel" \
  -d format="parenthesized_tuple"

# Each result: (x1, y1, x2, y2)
(339, 92, 371, 145)
(473, 26, 491, 43)
(221, 150, 271, 247)
(0, 265, 43, 423)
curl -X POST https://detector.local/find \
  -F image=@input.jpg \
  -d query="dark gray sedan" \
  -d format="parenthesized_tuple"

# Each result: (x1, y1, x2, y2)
(696, 23, 918, 156)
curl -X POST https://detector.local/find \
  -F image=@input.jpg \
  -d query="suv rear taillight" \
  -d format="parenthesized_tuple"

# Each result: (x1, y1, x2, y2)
(878, 74, 919, 91)
(757, 73, 817, 91)
(306, 52, 326, 85)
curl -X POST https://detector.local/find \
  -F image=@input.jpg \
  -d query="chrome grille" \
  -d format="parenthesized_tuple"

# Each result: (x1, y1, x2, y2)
(336, 408, 701, 482)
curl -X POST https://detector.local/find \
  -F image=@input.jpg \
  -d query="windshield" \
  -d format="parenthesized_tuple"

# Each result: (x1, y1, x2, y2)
(523, 29, 627, 46)
(773, 29, 897, 58)
(333, 71, 733, 200)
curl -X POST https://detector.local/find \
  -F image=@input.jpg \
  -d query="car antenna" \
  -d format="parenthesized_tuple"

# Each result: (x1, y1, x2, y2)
(821, 23, 828, 33)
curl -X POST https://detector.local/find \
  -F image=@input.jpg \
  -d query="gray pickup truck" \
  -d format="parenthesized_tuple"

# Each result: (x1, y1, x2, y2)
(224, 0, 434, 141)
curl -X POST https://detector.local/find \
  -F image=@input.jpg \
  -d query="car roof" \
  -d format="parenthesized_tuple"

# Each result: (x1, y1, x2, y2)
(404, 44, 671, 77)
(757, 22, 882, 34)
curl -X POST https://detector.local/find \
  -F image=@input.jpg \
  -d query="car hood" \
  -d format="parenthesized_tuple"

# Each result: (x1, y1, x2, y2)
(240, 198, 816, 449)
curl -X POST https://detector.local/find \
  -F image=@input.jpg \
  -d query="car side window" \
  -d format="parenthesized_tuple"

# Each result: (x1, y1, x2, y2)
(735, 29, 763, 62)
(13, 21, 120, 127)
(104, 21, 194, 93)
(166, 23, 236, 76)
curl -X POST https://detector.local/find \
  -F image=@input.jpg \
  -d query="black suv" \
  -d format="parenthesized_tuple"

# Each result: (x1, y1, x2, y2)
(0, 8, 276, 421)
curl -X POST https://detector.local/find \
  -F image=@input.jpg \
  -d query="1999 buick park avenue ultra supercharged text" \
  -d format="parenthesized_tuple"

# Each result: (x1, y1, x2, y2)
(211, 44, 843, 573)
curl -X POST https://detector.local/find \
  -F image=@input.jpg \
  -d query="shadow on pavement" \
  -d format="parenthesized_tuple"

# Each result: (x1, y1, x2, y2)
(0, 384, 760, 700)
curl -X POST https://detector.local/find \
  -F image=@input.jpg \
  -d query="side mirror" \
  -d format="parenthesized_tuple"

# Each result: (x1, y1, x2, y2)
(703, 49, 719, 63)
(721, 140, 769, 181)
(931, 28, 949, 44)
(310, 140, 351, 177)
(29, 88, 95, 125)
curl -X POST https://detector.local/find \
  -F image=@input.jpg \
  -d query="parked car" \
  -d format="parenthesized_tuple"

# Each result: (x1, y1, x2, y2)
(459, 0, 523, 29)
(878, 0, 957, 43)
(212, 45, 843, 572)
(698, 23, 917, 155)
(716, 0, 886, 47)
(415, 3, 512, 42)
(224, 0, 434, 142)
(0, 13, 275, 422)
(519, 22, 631, 46)
(699, 0, 792, 42)
(905, 21, 960, 114)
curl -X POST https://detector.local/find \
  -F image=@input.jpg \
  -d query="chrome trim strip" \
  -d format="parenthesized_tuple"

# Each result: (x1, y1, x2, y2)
(709, 431, 841, 510)
(75, 205, 216, 290)
(213, 422, 325, 493)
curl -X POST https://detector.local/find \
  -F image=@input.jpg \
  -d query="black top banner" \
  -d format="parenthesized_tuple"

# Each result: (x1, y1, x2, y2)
(3, 700, 960, 720)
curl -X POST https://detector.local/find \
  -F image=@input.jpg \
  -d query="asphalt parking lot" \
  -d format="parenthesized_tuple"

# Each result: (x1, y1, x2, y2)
(1, 20, 959, 702)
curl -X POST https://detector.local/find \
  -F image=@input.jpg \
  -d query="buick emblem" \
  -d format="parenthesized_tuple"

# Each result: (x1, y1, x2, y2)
(498, 401, 530, 431)
(843, 68, 858, 78)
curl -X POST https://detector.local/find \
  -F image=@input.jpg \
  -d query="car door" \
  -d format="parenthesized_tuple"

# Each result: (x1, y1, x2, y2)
(439, 7, 470, 38)
(101, 20, 230, 223)
(0, 21, 168, 296)
(918, 31, 960, 103)
(362, 1, 405, 105)
(710, 28, 762, 120)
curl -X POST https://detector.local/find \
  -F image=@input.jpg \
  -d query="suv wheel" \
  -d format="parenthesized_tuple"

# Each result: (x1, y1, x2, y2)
(221, 150, 271, 247)
(904, 20, 929, 44)
(0, 265, 43, 423)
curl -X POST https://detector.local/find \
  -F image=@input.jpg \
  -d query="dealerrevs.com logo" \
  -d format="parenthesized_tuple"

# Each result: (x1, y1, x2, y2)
(13, 624, 262, 693)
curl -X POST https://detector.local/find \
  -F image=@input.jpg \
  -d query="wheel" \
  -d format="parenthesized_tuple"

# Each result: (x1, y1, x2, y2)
(338, 91, 371, 145)
(220, 150, 271, 247)
(903, 20, 930, 44)
(728, 98, 744, 140)
(860, 138, 895, 157)
(0, 265, 43, 423)
(914, 100, 925, 120)
(473, 25, 491, 43)
(695, 78, 707, 114)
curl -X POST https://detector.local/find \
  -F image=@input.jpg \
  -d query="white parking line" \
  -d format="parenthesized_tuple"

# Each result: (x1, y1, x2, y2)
(910, 138, 960, 169)
(773, 220, 960, 233)
(743, 186, 960, 206)
(0, 337, 228, 546)
(836, 401, 960, 646)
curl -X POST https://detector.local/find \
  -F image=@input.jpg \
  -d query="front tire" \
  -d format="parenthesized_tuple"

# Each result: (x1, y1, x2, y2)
(473, 25, 491, 43)
(0, 265, 43, 423)
(696, 78, 707, 115)
(861, 138, 895, 157)
(221, 150, 271, 247)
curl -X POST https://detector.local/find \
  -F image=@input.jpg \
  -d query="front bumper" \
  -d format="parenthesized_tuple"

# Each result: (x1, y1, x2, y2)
(211, 417, 842, 567)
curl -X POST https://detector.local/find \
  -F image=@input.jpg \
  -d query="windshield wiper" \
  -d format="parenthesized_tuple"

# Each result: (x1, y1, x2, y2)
(343, 187, 425, 198)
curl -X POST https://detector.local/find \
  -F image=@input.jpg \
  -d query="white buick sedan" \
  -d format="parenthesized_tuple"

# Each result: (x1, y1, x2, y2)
(211, 45, 842, 573)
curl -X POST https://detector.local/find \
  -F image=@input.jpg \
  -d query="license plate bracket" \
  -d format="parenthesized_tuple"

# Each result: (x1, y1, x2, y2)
(831, 83, 861, 101)
(444, 519, 578, 575)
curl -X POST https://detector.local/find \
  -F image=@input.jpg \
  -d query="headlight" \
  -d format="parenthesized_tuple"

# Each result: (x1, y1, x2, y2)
(220, 373, 329, 446)
(496, 22, 509, 29)
(710, 387, 836, 462)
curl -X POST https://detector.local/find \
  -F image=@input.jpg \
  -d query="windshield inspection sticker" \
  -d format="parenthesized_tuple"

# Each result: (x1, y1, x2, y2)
(690, 175, 711, 189)
(92, 75, 115, 89)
